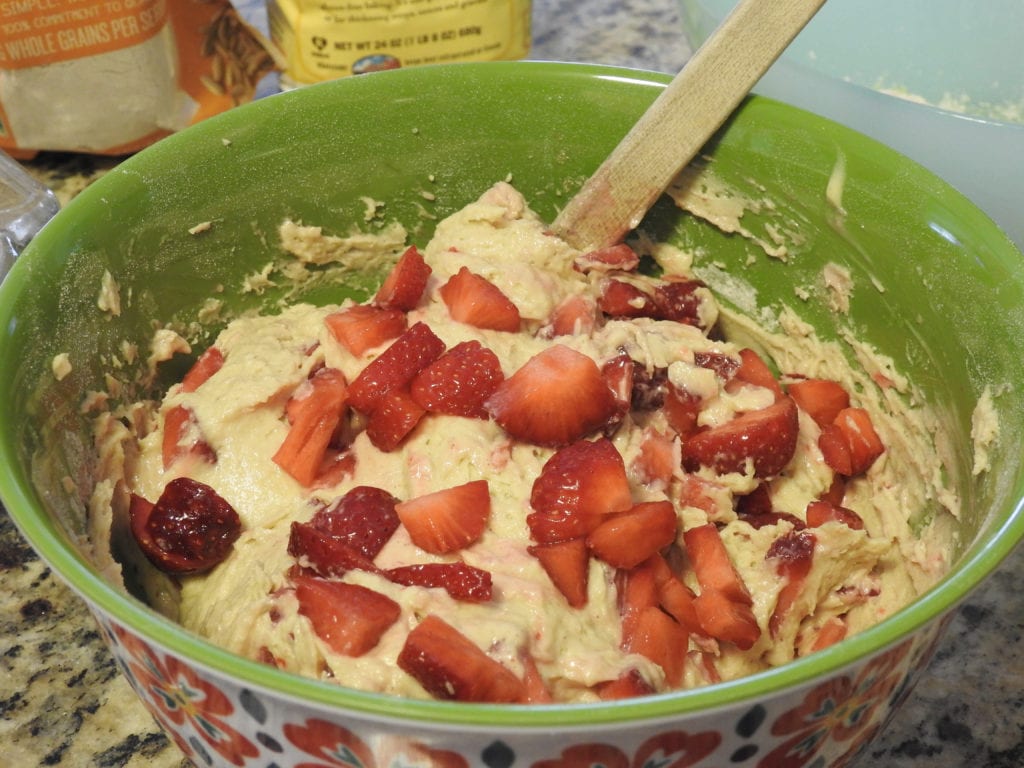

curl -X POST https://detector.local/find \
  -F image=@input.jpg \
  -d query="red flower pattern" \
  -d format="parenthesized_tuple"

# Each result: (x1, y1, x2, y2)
(284, 717, 468, 768)
(531, 729, 721, 768)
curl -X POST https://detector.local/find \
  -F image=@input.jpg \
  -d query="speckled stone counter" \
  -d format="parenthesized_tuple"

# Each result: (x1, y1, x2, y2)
(3, 1, 1023, 766)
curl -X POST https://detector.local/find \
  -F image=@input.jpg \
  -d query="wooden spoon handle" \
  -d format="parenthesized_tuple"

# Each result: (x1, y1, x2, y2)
(551, 0, 826, 251)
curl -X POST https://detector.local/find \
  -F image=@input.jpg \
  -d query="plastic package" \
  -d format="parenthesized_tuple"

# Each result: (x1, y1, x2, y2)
(0, 150, 59, 282)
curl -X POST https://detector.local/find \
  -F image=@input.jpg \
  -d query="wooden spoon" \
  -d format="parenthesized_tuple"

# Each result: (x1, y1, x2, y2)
(551, 0, 827, 251)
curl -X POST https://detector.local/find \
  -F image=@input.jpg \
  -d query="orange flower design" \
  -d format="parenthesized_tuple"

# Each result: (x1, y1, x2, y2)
(532, 729, 721, 768)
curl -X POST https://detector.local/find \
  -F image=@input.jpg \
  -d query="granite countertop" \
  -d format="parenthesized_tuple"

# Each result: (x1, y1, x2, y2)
(3, 1, 1022, 766)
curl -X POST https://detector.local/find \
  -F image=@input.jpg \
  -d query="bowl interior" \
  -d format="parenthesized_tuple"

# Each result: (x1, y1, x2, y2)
(2, 61, 1024, 725)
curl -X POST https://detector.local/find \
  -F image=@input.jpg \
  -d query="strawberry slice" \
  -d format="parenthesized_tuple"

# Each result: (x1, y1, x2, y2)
(810, 616, 848, 652)
(162, 404, 215, 470)
(663, 381, 702, 438)
(691, 588, 761, 651)
(129, 479, 241, 575)
(410, 340, 504, 418)
(519, 651, 554, 703)
(527, 437, 633, 544)
(439, 266, 521, 332)
(805, 499, 865, 530)
(385, 562, 493, 603)
(573, 243, 640, 273)
(310, 485, 401, 559)
(348, 322, 446, 414)
(788, 378, 850, 427)
(293, 575, 400, 657)
(652, 279, 708, 327)
(374, 245, 431, 311)
(728, 348, 783, 399)
(633, 428, 677, 487)
(273, 367, 349, 487)
(682, 524, 753, 607)
(587, 500, 678, 570)
(647, 554, 703, 635)
(682, 395, 799, 478)
(830, 407, 885, 476)
(325, 304, 407, 356)
(527, 537, 589, 608)
(545, 294, 598, 337)
(365, 386, 426, 451)
(485, 345, 619, 447)
(617, 556, 659, 641)
(181, 346, 224, 392)
(397, 614, 526, 702)
(287, 521, 381, 578)
(396, 479, 491, 554)
(693, 350, 740, 381)
(597, 668, 656, 700)
(766, 529, 816, 638)
(622, 605, 689, 687)
(597, 278, 658, 318)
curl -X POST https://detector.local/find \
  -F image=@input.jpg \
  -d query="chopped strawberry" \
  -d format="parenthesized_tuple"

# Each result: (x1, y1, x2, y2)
(677, 474, 728, 518)
(309, 485, 401, 559)
(545, 294, 599, 337)
(597, 278, 658, 318)
(397, 614, 526, 702)
(810, 616, 848, 652)
(691, 588, 761, 651)
(601, 352, 634, 413)
(439, 266, 521, 332)
(325, 304, 407, 356)
(181, 346, 224, 392)
(311, 449, 357, 489)
(347, 322, 446, 414)
(617, 557, 659, 640)
(396, 479, 490, 555)
(818, 475, 847, 507)
(682, 524, 753, 607)
(788, 378, 850, 427)
(622, 605, 689, 687)
(272, 367, 349, 486)
(374, 245, 431, 311)
(728, 348, 783, 399)
(162, 404, 215, 470)
(830, 407, 885, 475)
(485, 345, 619, 447)
(410, 340, 504, 418)
(766, 529, 816, 638)
(633, 428, 677, 487)
(587, 500, 678, 570)
(527, 437, 633, 544)
(384, 562, 493, 602)
(682, 395, 799, 478)
(527, 538, 589, 608)
(663, 381, 702, 438)
(648, 554, 703, 634)
(287, 521, 380, 578)
(693, 350, 740, 381)
(293, 575, 400, 657)
(805, 499, 865, 530)
(365, 386, 426, 451)
(652, 279, 708, 327)
(573, 243, 640, 273)
(597, 669, 656, 700)
(129, 478, 240, 575)
(519, 651, 554, 703)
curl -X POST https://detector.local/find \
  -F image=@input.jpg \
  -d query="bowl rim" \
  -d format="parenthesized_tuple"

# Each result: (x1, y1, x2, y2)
(3, 60, 1024, 728)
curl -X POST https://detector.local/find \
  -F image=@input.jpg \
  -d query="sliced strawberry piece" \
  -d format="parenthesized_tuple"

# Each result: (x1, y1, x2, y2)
(519, 651, 554, 703)
(818, 423, 854, 476)
(325, 304, 407, 356)
(545, 294, 599, 337)
(693, 350, 740, 381)
(181, 346, 224, 392)
(527, 537, 589, 608)
(597, 668, 656, 700)
(396, 479, 490, 555)
(365, 386, 426, 451)
(485, 345, 619, 447)
(384, 562, 493, 602)
(648, 554, 703, 635)
(573, 243, 640, 273)
(617, 557, 659, 641)
(788, 378, 850, 428)
(374, 244, 431, 311)
(129, 478, 240, 575)
(682, 395, 799, 478)
(682, 524, 753, 606)
(311, 449, 357, 489)
(805, 499, 865, 530)
(601, 352, 634, 413)
(663, 381, 702, 438)
(597, 278, 658, 318)
(272, 367, 349, 486)
(162, 404, 215, 470)
(677, 474, 730, 520)
(527, 437, 633, 544)
(691, 588, 761, 651)
(310, 485, 401, 559)
(622, 605, 689, 686)
(633, 428, 677, 487)
(347, 321, 446, 414)
(293, 575, 400, 657)
(728, 348, 783, 399)
(766, 529, 816, 638)
(818, 475, 847, 507)
(653, 279, 708, 327)
(831, 407, 885, 475)
(397, 614, 526, 702)
(287, 521, 380, 578)
(439, 266, 521, 332)
(810, 616, 848, 652)
(410, 340, 504, 418)
(587, 500, 678, 570)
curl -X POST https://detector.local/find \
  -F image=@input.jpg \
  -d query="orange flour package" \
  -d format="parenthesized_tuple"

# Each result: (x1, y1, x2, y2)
(0, 0, 280, 157)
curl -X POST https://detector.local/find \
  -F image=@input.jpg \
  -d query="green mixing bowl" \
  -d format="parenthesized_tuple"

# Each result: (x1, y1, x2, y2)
(2, 62, 1023, 768)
